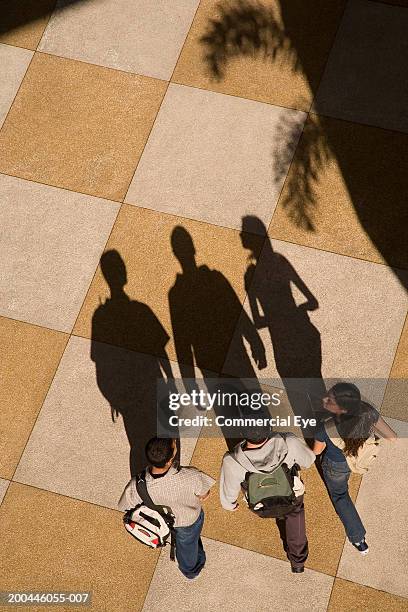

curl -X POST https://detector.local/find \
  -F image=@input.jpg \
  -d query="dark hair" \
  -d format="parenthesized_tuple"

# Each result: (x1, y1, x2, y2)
(330, 383, 377, 457)
(145, 438, 174, 468)
(330, 382, 361, 415)
(244, 426, 271, 445)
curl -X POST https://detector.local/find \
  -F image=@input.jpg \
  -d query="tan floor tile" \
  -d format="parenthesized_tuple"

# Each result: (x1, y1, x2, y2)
(190, 434, 360, 575)
(0, 482, 158, 611)
(40, 0, 200, 80)
(143, 537, 334, 612)
(74, 205, 263, 373)
(0, 316, 67, 480)
(315, 0, 408, 133)
(0, 174, 119, 331)
(328, 578, 408, 612)
(14, 335, 197, 505)
(0, 44, 32, 129)
(0, 478, 10, 505)
(173, 0, 346, 111)
(338, 418, 408, 598)
(382, 317, 408, 421)
(269, 116, 408, 271)
(126, 83, 306, 230)
(0, 53, 167, 200)
(0, 0, 55, 50)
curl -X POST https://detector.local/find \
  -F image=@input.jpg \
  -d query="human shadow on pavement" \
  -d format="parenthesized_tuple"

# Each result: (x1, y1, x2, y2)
(168, 225, 268, 450)
(90, 249, 178, 476)
(232, 216, 327, 440)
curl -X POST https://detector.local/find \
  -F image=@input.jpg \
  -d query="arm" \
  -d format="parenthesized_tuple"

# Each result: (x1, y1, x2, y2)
(289, 262, 318, 311)
(313, 440, 326, 455)
(169, 291, 196, 381)
(248, 292, 266, 329)
(373, 415, 398, 441)
(240, 309, 267, 369)
(219, 455, 243, 510)
(118, 479, 140, 512)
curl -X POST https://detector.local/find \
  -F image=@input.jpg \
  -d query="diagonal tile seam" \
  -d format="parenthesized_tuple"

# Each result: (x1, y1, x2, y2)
(381, 310, 408, 407)
(119, 0, 203, 204)
(35, 0, 57, 51)
(0, 47, 35, 136)
(328, 576, 408, 608)
(8, 332, 70, 483)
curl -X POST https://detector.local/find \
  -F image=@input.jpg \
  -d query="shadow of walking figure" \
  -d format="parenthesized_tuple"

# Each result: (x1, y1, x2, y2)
(240, 216, 327, 435)
(168, 226, 267, 448)
(91, 249, 178, 476)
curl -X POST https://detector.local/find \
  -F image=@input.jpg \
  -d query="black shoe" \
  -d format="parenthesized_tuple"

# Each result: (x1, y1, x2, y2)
(352, 539, 369, 555)
(291, 566, 304, 573)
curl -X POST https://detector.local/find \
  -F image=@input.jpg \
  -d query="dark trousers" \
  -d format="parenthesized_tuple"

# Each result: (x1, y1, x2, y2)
(276, 495, 308, 569)
(174, 510, 206, 579)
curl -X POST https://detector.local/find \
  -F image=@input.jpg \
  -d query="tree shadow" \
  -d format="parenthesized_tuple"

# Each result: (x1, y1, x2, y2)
(0, 0, 87, 37)
(90, 249, 178, 476)
(200, 0, 408, 290)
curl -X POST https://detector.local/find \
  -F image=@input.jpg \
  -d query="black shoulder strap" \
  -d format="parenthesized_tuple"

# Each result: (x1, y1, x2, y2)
(135, 470, 158, 511)
(135, 470, 176, 561)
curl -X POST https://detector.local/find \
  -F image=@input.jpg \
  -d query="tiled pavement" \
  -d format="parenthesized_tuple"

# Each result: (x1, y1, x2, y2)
(0, 1, 407, 610)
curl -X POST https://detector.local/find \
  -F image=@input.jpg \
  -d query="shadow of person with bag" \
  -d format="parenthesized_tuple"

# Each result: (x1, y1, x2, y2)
(168, 226, 267, 449)
(91, 249, 178, 476)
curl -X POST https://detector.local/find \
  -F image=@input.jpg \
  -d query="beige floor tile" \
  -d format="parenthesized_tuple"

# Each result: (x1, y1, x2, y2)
(14, 336, 197, 507)
(328, 578, 408, 612)
(0, 0, 55, 50)
(0, 482, 158, 612)
(269, 116, 408, 271)
(315, 0, 408, 133)
(223, 238, 408, 399)
(0, 478, 10, 505)
(382, 317, 408, 421)
(0, 53, 167, 200)
(74, 205, 264, 373)
(190, 434, 360, 575)
(0, 44, 32, 128)
(0, 316, 67, 480)
(0, 174, 119, 331)
(143, 536, 334, 612)
(126, 84, 306, 231)
(173, 0, 346, 111)
(338, 418, 408, 598)
(40, 0, 200, 80)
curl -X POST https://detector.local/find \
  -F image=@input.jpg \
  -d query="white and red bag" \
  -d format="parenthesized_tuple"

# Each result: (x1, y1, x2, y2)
(123, 471, 176, 559)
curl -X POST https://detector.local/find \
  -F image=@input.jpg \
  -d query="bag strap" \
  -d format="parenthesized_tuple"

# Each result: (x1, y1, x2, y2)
(135, 470, 176, 561)
(324, 419, 345, 450)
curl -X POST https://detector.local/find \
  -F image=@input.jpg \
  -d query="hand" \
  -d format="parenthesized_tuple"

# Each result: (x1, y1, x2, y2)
(197, 491, 210, 502)
(252, 344, 267, 370)
(299, 297, 318, 312)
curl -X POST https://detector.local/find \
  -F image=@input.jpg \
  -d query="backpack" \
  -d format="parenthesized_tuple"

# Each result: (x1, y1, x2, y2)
(236, 437, 299, 518)
(324, 419, 381, 474)
(123, 471, 176, 560)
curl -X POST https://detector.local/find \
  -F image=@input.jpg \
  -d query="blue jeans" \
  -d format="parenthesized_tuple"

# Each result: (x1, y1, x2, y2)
(174, 510, 206, 579)
(322, 456, 366, 543)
